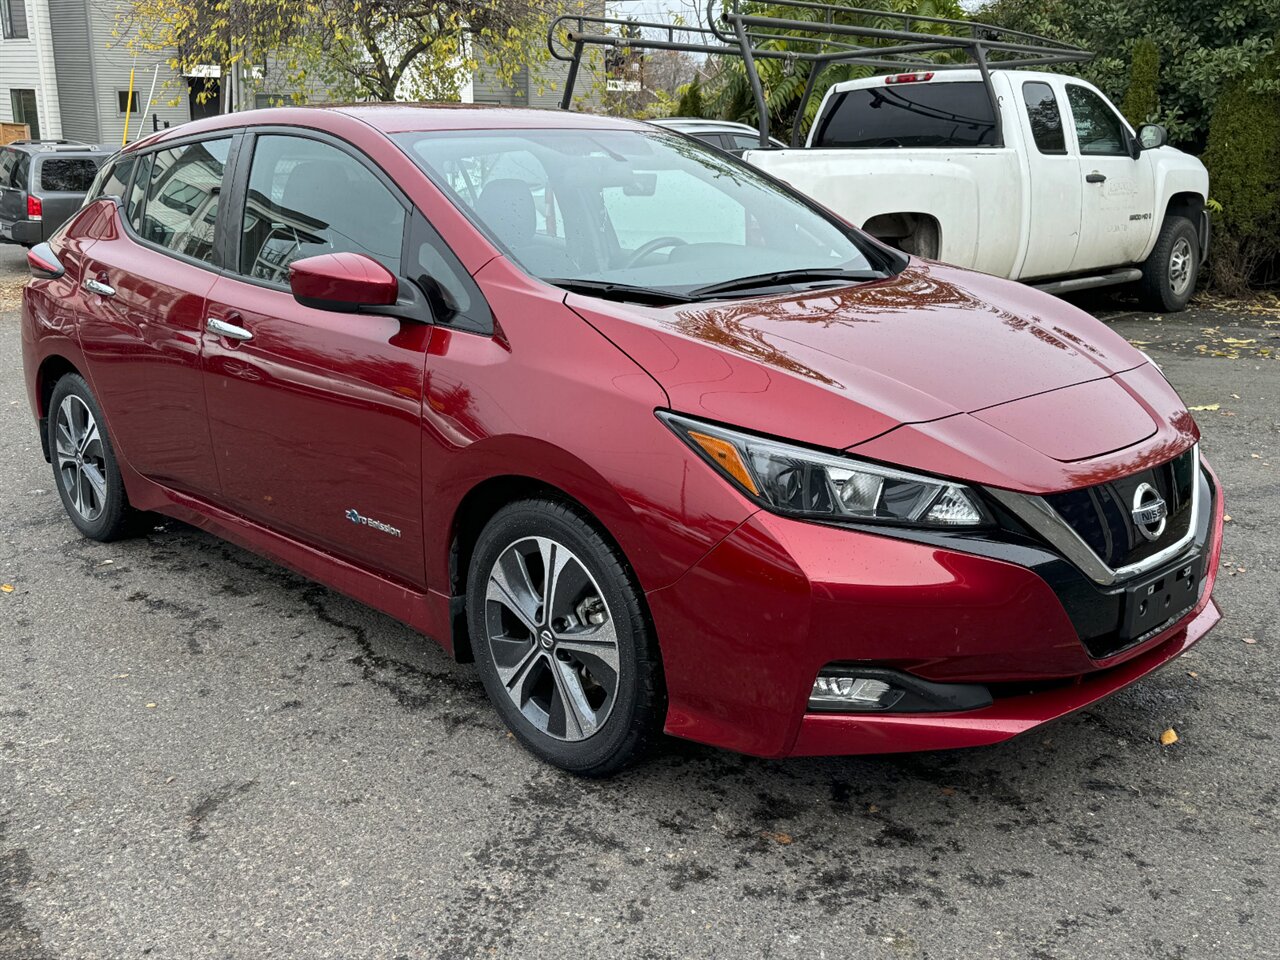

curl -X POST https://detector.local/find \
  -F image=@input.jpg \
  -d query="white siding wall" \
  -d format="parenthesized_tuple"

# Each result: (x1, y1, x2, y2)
(0, 0, 64, 139)
(88, 3, 190, 147)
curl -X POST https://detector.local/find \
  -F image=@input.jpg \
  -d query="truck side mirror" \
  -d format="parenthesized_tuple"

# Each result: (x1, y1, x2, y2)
(1137, 123, 1168, 152)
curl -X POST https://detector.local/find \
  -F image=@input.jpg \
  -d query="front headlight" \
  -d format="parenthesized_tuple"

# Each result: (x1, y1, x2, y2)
(659, 412, 989, 527)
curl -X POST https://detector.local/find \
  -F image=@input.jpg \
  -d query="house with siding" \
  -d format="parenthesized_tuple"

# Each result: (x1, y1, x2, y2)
(2, 0, 603, 151)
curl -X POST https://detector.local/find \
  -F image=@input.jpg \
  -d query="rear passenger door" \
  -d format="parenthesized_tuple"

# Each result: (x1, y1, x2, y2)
(0, 149, 30, 231)
(201, 131, 431, 586)
(76, 137, 235, 499)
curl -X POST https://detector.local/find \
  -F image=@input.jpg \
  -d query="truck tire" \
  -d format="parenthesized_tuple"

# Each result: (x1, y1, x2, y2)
(1136, 216, 1199, 313)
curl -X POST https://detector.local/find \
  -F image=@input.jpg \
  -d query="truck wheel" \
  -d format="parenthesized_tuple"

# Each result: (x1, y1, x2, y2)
(1136, 216, 1199, 313)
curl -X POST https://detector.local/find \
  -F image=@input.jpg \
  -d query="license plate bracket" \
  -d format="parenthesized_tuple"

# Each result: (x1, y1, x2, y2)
(1120, 554, 1202, 643)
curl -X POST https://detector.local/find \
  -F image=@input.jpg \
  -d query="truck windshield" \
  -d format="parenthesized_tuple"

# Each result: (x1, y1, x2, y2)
(395, 128, 893, 297)
(812, 81, 997, 149)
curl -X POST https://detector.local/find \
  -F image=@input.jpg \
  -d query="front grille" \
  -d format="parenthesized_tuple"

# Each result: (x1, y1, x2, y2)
(1043, 448, 1196, 571)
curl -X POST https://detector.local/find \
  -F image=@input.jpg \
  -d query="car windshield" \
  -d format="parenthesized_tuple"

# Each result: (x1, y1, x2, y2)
(394, 128, 891, 297)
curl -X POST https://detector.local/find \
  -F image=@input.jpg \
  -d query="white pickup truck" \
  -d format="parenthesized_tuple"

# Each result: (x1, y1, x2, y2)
(743, 69, 1210, 312)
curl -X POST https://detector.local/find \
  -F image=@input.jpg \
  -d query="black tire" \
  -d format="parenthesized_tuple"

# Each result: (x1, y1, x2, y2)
(46, 374, 136, 542)
(1136, 215, 1200, 313)
(466, 499, 664, 776)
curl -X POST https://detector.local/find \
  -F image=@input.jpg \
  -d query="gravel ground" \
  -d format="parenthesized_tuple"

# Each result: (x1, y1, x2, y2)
(1, 255, 1277, 958)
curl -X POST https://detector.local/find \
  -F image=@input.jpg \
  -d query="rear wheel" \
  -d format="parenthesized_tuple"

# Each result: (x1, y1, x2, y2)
(47, 374, 136, 541)
(1136, 215, 1199, 313)
(467, 499, 663, 776)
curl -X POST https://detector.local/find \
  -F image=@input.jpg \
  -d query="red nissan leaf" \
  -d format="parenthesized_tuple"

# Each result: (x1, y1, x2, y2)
(21, 106, 1223, 774)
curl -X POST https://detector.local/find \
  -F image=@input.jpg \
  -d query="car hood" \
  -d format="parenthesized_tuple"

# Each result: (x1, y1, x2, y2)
(568, 261, 1197, 492)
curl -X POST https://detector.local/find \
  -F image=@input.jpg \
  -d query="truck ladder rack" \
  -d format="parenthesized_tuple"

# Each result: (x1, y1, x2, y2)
(547, 1, 1091, 148)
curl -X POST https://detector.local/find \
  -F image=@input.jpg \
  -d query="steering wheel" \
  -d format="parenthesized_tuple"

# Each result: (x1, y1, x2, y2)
(624, 236, 688, 268)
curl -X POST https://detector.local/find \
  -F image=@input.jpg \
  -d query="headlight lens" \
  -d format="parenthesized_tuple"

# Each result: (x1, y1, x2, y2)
(660, 412, 989, 527)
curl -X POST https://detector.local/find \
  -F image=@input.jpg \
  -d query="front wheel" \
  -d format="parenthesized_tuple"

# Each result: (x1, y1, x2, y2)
(467, 499, 664, 776)
(1136, 215, 1200, 313)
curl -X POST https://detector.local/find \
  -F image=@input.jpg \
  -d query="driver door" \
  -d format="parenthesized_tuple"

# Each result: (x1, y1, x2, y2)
(1065, 83, 1156, 273)
(201, 131, 431, 586)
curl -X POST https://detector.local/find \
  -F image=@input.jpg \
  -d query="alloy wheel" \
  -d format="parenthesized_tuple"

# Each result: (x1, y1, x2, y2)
(54, 395, 108, 523)
(483, 536, 620, 742)
(1169, 236, 1194, 297)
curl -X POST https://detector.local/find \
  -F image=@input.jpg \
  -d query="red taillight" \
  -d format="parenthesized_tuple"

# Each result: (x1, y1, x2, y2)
(885, 72, 935, 85)
(26, 194, 42, 220)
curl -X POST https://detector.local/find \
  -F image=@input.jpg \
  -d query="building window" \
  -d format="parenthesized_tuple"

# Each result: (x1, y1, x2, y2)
(1, 0, 29, 39)
(117, 90, 140, 115)
(9, 89, 39, 140)
(253, 93, 287, 109)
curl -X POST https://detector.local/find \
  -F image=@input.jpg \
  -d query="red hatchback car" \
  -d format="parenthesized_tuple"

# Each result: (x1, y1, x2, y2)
(21, 105, 1223, 774)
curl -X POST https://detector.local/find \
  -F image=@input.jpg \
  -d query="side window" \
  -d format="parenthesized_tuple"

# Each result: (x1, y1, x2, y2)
(1066, 85, 1128, 157)
(11, 153, 30, 192)
(126, 153, 151, 231)
(40, 157, 101, 192)
(1022, 82, 1066, 155)
(239, 135, 405, 284)
(94, 155, 137, 202)
(409, 212, 492, 333)
(0, 150, 16, 188)
(137, 139, 230, 263)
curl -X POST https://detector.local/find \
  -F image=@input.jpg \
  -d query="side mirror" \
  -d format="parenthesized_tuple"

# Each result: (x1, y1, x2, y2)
(289, 252, 399, 312)
(1137, 123, 1168, 152)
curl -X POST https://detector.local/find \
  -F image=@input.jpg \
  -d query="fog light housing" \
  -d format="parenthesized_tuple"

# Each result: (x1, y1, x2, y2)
(808, 666, 994, 714)
(809, 673, 903, 711)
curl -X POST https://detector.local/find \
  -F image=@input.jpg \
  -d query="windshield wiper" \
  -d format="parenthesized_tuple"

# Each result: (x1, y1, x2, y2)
(547, 278, 694, 306)
(688, 268, 888, 300)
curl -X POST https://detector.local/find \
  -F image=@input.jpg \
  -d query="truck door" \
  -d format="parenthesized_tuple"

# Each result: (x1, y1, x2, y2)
(1015, 79, 1082, 279)
(1065, 83, 1157, 274)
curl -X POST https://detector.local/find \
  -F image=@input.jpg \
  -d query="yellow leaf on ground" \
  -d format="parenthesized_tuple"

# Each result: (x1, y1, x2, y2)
(146, 703, 157, 709)
(762, 831, 793, 845)
(0, 584, 12, 593)
(1160, 728, 1178, 746)
(1188, 403, 1220, 411)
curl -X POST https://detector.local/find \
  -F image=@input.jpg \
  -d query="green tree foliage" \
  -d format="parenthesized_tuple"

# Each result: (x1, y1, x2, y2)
(1202, 48, 1280, 291)
(1121, 37, 1160, 127)
(977, 0, 1280, 150)
(676, 76, 706, 118)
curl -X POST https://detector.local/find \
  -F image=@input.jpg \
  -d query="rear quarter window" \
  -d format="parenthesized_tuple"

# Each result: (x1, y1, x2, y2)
(40, 157, 102, 192)
(813, 81, 997, 149)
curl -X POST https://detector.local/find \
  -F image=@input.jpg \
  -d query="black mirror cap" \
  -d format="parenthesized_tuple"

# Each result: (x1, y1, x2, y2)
(1138, 123, 1169, 152)
(27, 242, 64, 280)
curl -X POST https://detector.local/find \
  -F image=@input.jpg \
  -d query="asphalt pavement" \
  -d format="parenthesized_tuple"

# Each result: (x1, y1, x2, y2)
(1, 260, 1277, 958)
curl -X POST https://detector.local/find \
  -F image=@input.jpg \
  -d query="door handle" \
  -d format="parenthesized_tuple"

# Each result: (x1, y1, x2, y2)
(1085, 172, 1107, 184)
(82, 277, 115, 297)
(206, 316, 253, 342)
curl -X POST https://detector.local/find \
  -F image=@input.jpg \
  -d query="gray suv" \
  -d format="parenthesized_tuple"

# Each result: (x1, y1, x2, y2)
(0, 140, 113, 246)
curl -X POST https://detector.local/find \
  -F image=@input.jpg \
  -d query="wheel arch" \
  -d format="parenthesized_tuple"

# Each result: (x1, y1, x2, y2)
(34, 354, 84, 462)
(444, 473, 653, 665)
(861, 211, 942, 259)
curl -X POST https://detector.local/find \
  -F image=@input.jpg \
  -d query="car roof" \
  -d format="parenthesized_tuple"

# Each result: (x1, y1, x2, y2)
(124, 103, 649, 153)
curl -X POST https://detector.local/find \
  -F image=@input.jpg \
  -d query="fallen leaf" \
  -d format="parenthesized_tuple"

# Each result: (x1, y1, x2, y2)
(1160, 728, 1178, 746)
(940, 787, 957, 796)
(1232, 393, 1241, 399)
(762, 831, 793, 845)
(1243, 638, 1257, 645)
(867, 804, 880, 814)
(1224, 514, 1232, 522)
(0, 584, 12, 593)
(1187, 671, 1198, 678)
(1188, 403, 1220, 411)
(146, 702, 157, 709)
